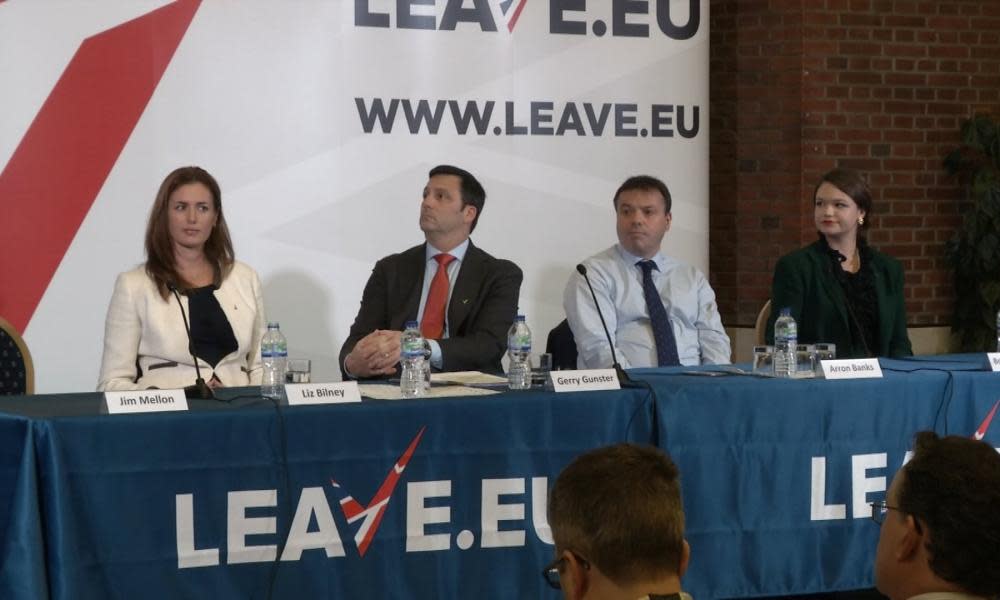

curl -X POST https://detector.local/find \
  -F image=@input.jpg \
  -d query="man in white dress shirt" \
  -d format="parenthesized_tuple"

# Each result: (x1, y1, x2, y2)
(563, 175, 730, 369)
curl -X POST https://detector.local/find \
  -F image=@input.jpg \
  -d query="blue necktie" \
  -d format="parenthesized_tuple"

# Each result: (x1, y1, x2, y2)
(638, 260, 680, 367)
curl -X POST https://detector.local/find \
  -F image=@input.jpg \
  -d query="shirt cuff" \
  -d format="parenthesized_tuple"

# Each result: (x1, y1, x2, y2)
(429, 340, 443, 370)
(342, 356, 356, 380)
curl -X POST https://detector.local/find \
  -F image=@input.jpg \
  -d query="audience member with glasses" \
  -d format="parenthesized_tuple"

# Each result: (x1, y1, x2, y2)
(544, 444, 693, 600)
(870, 431, 1000, 600)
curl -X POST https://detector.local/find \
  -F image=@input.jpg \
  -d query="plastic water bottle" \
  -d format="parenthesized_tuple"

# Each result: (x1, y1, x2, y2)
(400, 321, 425, 398)
(773, 308, 797, 378)
(261, 322, 287, 399)
(507, 315, 532, 390)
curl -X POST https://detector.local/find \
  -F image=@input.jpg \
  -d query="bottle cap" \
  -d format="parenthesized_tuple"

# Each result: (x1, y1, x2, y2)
(405, 320, 419, 329)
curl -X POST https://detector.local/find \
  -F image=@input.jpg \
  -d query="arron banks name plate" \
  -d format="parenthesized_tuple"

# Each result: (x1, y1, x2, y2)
(820, 358, 883, 380)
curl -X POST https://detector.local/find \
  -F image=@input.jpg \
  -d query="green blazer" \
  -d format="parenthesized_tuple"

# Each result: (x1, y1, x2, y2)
(765, 240, 912, 358)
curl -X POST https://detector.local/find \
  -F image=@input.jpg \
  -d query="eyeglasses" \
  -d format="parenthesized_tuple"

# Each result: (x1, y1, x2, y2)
(542, 551, 591, 590)
(869, 500, 904, 525)
(870, 500, 923, 532)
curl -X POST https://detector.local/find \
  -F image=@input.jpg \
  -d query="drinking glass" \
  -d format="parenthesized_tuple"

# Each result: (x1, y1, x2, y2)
(752, 345, 774, 375)
(814, 343, 836, 376)
(285, 359, 311, 384)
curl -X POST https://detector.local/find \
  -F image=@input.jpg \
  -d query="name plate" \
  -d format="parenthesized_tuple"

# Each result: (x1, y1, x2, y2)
(286, 382, 362, 405)
(820, 358, 883, 379)
(105, 389, 188, 414)
(989, 353, 1000, 372)
(551, 369, 621, 392)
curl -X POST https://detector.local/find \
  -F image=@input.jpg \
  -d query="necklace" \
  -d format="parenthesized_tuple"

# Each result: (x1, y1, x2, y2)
(847, 249, 860, 273)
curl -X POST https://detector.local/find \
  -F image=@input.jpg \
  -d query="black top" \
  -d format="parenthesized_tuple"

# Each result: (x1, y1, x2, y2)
(819, 236, 880, 357)
(187, 286, 238, 368)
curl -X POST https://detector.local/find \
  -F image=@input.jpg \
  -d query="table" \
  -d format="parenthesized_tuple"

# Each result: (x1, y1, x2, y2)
(0, 386, 654, 599)
(2, 356, 998, 599)
(644, 355, 1000, 598)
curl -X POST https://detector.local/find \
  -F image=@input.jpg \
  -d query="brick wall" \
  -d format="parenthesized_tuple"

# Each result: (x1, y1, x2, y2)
(710, 0, 1000, 327)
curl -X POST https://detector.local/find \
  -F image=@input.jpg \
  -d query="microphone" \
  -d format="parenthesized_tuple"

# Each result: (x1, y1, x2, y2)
(169, 284, 215, 400)
(825, 259, 873, 358)
(576, 264, 636, 387)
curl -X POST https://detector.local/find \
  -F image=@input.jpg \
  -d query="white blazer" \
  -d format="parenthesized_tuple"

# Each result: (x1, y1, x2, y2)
(97, 261, 266, 391)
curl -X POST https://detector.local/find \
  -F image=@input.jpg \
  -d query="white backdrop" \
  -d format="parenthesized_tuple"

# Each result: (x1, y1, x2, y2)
(0, 0, 709, 392)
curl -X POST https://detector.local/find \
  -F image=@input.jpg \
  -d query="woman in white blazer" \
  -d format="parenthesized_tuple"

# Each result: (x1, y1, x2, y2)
(98, 167, 266, 391)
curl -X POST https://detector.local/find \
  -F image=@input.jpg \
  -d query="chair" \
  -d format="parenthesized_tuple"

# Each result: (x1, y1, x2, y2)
(546, 319, 578, 371)
(0, 316, 34, 395)
(754, 300, 772, 346)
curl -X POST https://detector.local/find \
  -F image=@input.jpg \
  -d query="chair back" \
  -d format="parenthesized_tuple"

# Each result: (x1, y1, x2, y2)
(754, 300, 772, 346)
(0, 316, 34, 395)
(546, 319, 578, 371)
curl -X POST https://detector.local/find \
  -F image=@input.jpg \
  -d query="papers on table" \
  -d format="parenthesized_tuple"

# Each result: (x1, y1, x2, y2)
(430, 371, 508, 385)
(358, 383, 500, 400)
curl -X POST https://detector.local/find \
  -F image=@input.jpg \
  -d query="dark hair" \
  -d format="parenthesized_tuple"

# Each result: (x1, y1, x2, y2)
(815, 168, 873, 230)
(612, 175, 672, 213)
(144, 166, 234, 299)
(897, 431, 1000, 597)
(428, 164, 486, 232)
(548, 444, 685, 586)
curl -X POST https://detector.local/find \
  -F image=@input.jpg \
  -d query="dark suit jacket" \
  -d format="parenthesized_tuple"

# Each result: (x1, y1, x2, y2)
(339, 241, 523, 377)
(765, 240, 912, 358)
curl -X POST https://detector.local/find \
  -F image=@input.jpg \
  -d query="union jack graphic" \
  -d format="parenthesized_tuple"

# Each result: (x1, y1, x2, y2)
(972, 398, 1000, 441)
(330, 426, 427, 556)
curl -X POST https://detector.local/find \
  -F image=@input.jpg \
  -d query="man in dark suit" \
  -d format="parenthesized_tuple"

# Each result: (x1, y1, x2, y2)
(339, 165, 522, 379)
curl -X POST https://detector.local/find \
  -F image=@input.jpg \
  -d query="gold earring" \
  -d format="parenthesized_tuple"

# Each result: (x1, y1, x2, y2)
(858, 216, 865, 226)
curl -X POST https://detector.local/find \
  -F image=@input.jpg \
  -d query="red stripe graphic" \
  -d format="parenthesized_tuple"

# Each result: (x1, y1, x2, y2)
(507, 0, 528, 32)
(973, 399, 1000, 441)
(330, 426, 427, 556)
(0, 0, 202, 332)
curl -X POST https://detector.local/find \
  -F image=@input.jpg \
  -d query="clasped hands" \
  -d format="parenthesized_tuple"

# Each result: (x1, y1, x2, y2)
(345, 329, 403, 378)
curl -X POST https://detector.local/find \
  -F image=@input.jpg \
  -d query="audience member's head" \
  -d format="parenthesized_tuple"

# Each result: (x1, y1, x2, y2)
(874, 431, 1000, 600)
(546, 443, 690, 600)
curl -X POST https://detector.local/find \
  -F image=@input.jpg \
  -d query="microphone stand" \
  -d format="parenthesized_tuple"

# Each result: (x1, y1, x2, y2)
(576, 264, 638, 387)
(170, 286, 215, 400)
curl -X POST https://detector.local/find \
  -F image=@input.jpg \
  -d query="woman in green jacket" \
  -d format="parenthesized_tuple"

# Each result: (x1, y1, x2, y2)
(766, 168, 913, 358)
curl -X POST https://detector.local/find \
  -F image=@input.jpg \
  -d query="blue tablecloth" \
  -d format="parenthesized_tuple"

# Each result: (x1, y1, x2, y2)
(0, 387, 654, 600)
(2, 356, 999, 599)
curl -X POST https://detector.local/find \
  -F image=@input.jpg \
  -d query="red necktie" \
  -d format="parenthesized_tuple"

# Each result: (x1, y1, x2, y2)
(420, 254, 456, 339)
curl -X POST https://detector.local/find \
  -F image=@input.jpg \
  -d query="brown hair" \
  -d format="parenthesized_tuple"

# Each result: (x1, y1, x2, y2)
(897, 431, 1000, 597)
(815, 168, 873, 231)
(548, 444, 685, 586)
(613, 175, 672, 213)
(428, 164, 486, 232)
(144, 166, 234, 299)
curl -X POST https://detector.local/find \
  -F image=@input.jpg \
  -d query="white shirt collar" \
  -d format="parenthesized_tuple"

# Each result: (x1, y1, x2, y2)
(616, 243, 666, 271)
(426, 238, 470, 263)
